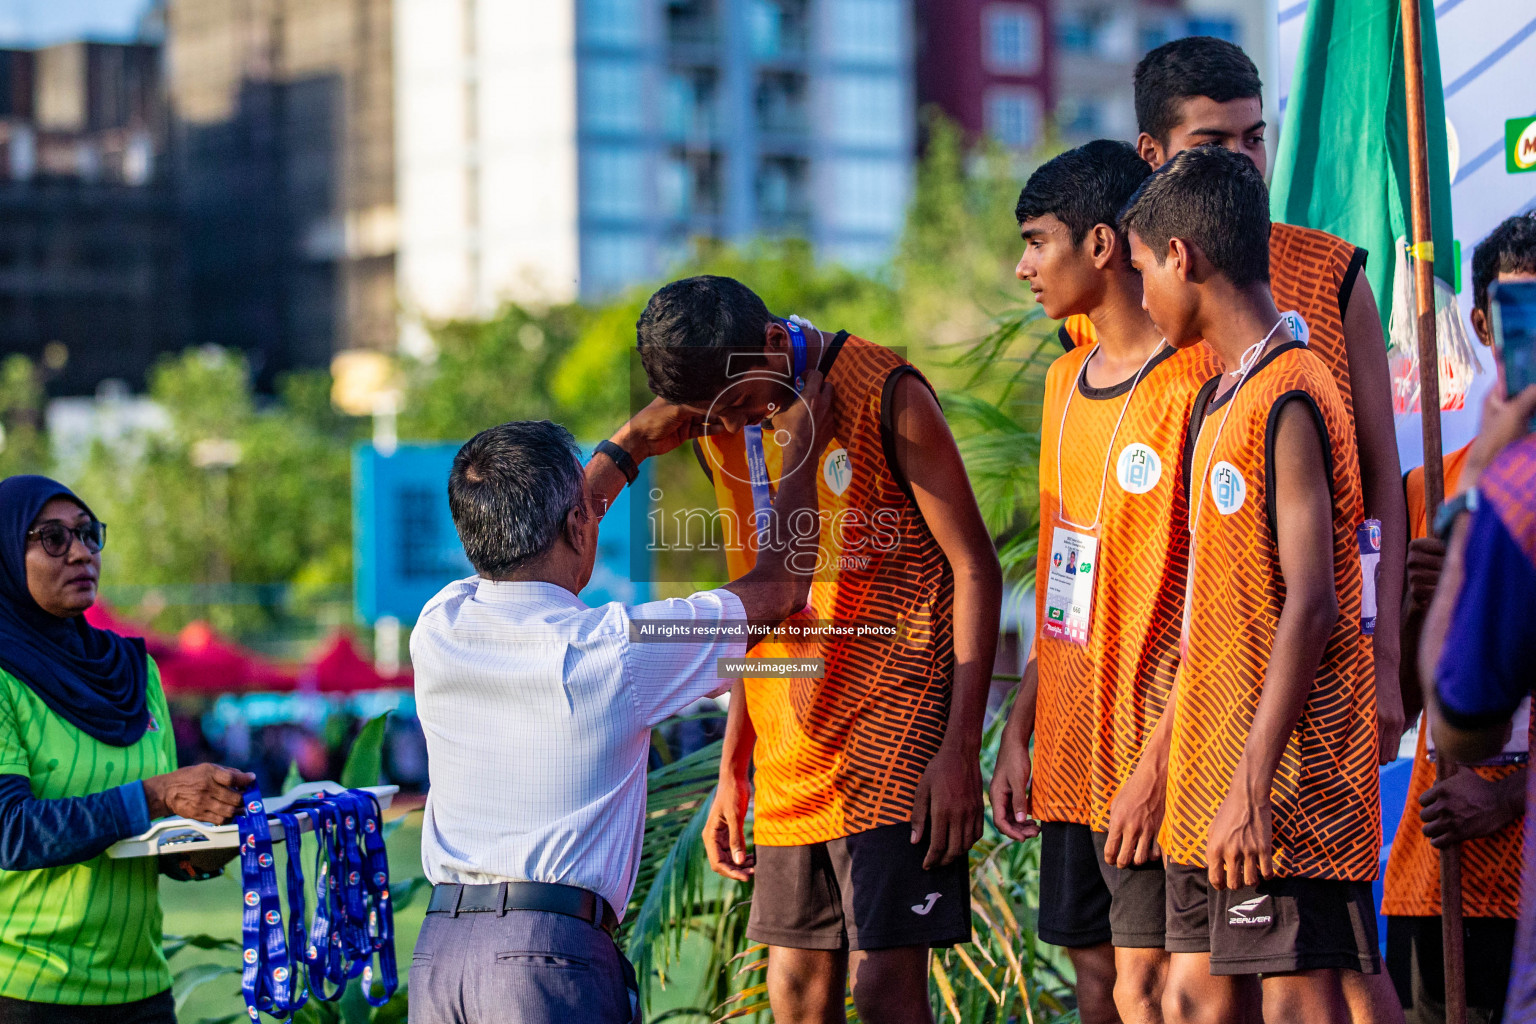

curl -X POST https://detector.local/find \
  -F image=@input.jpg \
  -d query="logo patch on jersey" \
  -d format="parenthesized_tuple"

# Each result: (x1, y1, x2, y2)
(822, 447, 852, 495)
(1211, 461, 1247, 515)
(1280, 310, 1310, 345)
(146, 713, 159, 732)
(1226, 895, 1273, 927)
(1116, 442, 1162, 494)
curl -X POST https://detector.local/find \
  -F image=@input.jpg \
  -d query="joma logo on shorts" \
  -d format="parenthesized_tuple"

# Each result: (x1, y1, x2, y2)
(1226, 896, 1273, 927)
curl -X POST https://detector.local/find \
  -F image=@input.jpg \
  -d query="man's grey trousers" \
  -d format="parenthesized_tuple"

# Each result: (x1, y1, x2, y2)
(409, 908, 641, 1023)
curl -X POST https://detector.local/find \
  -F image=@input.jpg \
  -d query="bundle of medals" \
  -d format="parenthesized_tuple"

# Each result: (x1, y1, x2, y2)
(235, 786, 398, 1020)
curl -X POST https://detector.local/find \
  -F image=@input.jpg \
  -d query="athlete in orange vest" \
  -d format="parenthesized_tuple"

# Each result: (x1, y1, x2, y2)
(636, 276, 1003, 1024)
(988, 140, 1221, 1024)
(1060, 38, 1408, 779)
(1124, 146, 1381, 1024)
(1381, 213, 1536, 1024)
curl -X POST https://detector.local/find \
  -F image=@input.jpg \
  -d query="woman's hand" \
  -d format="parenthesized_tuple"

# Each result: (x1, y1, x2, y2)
(142, 764, 256, 824)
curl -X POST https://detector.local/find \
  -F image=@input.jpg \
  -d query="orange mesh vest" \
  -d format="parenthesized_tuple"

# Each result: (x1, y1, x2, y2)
(1383, 442, 1530, 917)
(1165, 342, 1380, 880)
(698, 335, 954, 845)
(1032, 342, 1222, 828)
(1063, 223, 1365, 418)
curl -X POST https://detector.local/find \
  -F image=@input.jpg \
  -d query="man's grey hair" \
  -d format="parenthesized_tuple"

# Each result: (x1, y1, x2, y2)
(448, 421, 584, 577)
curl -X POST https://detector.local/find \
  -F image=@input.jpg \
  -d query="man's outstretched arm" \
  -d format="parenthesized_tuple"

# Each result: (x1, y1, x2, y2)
(892, 372, 1004, 870)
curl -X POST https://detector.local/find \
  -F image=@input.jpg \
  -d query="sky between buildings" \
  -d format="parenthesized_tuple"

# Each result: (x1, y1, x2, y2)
(0, 0, 153, 47)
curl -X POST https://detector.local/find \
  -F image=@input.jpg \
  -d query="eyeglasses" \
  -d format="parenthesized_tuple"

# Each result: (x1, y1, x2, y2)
(26, 520, 107, 558)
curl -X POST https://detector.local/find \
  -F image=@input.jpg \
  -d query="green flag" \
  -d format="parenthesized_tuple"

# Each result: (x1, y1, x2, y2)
(1271, 0, 1457, 316)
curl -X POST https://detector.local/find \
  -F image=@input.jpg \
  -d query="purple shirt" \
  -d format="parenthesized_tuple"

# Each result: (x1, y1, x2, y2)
(1434, 435, 1536, 1019)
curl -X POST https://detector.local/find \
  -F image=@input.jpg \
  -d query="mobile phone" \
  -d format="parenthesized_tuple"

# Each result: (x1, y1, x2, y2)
(1490, 279, 1536, 427)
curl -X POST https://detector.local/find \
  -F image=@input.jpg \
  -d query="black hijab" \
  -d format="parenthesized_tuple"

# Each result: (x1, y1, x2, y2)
(0, 475, 148, 747)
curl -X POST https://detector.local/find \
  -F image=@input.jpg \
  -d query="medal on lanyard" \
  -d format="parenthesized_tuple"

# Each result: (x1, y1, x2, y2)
(1041, 342, 1164, 646)
(236, 786, 398, 1020)
(744, 320, 809, 547)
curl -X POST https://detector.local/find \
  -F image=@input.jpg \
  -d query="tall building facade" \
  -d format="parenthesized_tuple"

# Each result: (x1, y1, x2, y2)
(0, 41, 182, 393)
(915, 0, 1247, 153)
(914, 0, 1052, 150)
(395, 0, 916, 318)
(165, 0, 396, 388)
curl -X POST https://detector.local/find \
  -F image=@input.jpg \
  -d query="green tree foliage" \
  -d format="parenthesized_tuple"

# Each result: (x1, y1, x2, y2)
(68, 348, 357, 630)
(0, 355, 50, 478)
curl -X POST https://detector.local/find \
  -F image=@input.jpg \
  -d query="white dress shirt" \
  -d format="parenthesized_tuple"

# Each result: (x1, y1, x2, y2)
(410, 578, 747, 917)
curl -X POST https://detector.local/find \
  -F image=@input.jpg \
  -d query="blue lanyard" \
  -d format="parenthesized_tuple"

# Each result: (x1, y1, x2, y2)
(745, 320, 810, 546)
(236, 786, 398, 1020)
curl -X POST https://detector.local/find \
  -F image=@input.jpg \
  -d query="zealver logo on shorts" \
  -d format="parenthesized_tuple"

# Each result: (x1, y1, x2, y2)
(911, 892, 942, 916)
(1226, 895, 1273, 927)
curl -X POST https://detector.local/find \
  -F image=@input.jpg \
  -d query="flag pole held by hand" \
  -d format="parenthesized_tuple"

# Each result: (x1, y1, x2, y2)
(1399, 0, 1464, 1020)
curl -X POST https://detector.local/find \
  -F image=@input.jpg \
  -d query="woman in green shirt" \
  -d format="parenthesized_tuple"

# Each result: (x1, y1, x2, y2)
(0, 475, 254, 1024)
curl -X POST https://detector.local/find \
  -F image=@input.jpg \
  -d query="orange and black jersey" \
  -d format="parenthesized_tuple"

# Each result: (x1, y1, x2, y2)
(1032, 341, 1222, 828)
(1164, 342, 1380, 881)
(696, 336, 955, 846)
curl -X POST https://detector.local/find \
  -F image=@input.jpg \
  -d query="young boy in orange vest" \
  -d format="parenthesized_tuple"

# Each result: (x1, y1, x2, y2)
(635, 275, 1003, 1024)
(989, 139, 1220, 1024)
(1123, 146, 1381, 1024)
(1062, 37, 1408, 774)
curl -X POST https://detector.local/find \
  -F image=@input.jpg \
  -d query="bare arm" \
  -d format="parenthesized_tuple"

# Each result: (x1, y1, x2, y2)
(1342, 272, 1408, 762)
(704, 680, 759, 881)
(1398, 535, 1444, 726)
(1207, 400, 1340, 889)
(892, 372, 1004, 868)
(1103, 672, 1178, 867)
(990, 655, 1039, 841)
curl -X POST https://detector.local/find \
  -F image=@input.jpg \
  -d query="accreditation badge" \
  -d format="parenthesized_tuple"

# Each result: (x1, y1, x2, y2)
(1427, 698, 1532, 767)
(1041, 527, 1099, 646)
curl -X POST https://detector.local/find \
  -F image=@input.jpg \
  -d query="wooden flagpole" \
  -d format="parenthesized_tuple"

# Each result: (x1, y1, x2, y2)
(1398, 0, 1466, 1020)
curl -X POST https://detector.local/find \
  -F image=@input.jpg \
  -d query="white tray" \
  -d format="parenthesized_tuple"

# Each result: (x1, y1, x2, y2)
(106, 782, 400, 859)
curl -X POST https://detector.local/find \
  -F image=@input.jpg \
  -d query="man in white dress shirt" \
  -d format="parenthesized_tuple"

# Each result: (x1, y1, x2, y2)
(408, 375, 832, 1024)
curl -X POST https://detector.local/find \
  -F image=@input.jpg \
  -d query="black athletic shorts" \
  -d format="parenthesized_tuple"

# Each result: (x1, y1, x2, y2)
(1037, 821, 1112, 948)
(1090, 830, 1167, 948)
(1164, 863, 1380, 975)
(745, 821, 971, 951)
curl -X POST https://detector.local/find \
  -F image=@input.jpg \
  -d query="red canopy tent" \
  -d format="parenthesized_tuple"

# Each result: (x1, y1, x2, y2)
(161, 620, 298, 695)
(299, 632, 410, 693)
(84, 605, 403, 696)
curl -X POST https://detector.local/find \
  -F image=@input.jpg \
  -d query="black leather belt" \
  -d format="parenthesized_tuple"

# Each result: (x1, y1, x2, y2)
(427, 881, 618, 933)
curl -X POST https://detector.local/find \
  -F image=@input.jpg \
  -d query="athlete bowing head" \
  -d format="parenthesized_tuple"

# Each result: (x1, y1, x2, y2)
(636, 275, 1002, 1024)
